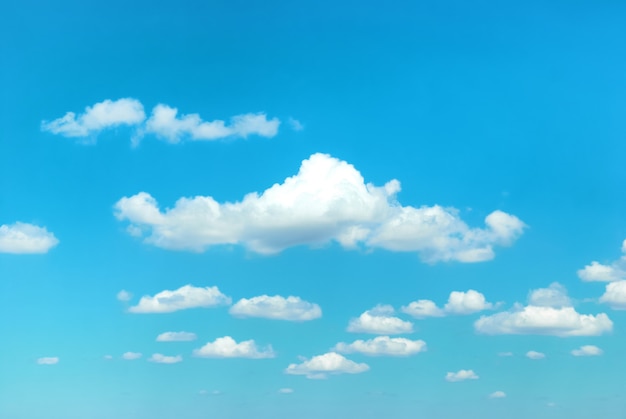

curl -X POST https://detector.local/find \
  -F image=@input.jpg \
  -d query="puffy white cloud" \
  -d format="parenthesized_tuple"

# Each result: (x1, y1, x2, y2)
(347, 305, 413, 335)
(571, 345, 603, 357)
(148, 353, 183, 364)
(122, 352, 142, 360)
(229, 295, 321, 321)
(0, 222, 59, 254)
(489, 391, 506, 399)
(285, 352, 369, 379)
(278, 388, 294, 394)
(144, 104, 279, 143)
(37, 357, 59, 365)
(128, 285, 231, 314)
(114, 153, 525, 262)
(578, 240, 626, 282)
(528, 283, 571, 308)
(193, 336, 275, 359)
(526, 351, 545, 360)
(599, 280, 626, 309)
(116, 290, 132, 302)
(41, 98, 146, 138)
(332, 336, 427, 356)
(445, 369, 479, 382)
(156, 331, 197, 342)
(402, 290, 493, 318)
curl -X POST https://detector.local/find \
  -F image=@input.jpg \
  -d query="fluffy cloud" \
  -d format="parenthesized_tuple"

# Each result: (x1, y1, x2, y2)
(128, 285, 231, 313)
(144, 104, 279, 143)
(571, 345, 603, 357)
(193, 336, 275, 359)
(148, 353, 183, 364)
(489, 391, 506, 399)
(599, 280, 626, 309)
(285, 352, 369, 379)
(41, 98, 146, 138)
(156, 331, 197, 342)
(333, 336, 426, 356)
(0, 222, 59, 254)
(229, 295, 321, 321)
(402, 290, 493, 318)
(114, 153, 525, 262)
(445, 369, 479, 382)
(347, 305, 413, 335)
(578, 240, 626, 282)
(37, 357, 59, 365)
(474, 284, 612, 337)
(526, 351, 545, 360)
(122, 352, 142, 360)
(116, 290, 132, 302)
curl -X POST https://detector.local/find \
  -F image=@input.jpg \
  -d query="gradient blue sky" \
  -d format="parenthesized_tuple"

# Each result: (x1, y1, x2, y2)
(2, 1, 626, 418)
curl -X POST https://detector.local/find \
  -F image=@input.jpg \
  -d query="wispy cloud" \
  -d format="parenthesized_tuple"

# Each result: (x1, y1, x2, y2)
(37, 357, 59, 365)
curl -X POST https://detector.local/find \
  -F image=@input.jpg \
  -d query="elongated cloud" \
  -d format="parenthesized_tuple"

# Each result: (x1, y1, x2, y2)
(333, 336, 426, 356)
(0, 222, 59, 254)
(37, 357, 59, 365)
(114, 153, 525, 262)
(193, 336, 275, 359)
(229, 295, 321, 321)
(122, 352, 142, 360)
(402, 290, 493, 318)
(445, 369, 478, 382)
(41, 98, 146, 138)
(347, 305, 413, 335)
(285, 352, 369, 379)
(148, 353, 183, 364)
(578, 240, 626, 282)
(571, 345, 603, 357)
(156, 331, 197, 342)
(128, 285, 231, 313)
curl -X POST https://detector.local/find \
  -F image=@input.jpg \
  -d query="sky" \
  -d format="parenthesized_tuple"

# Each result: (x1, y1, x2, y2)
(2, 1, 626, 418)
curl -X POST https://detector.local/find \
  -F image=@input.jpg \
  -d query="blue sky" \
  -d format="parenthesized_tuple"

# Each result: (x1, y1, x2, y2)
(2, 1, 626, 418)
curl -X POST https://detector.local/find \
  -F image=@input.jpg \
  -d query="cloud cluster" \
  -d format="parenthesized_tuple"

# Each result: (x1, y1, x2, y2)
(0, 222, 59, 254)
(193, 336, 275, 359)
(445, 369, 479, 382)
(156, 331, 197, 342)
(129, 285, 231, 313)
(474, 283, 612, 337)
(114, 153, 525, 262)
(285, 352, 369, 379)
(333, 336, 426, 356)
(402, 290, 493, 318)
(229, 295, 321, 321)
(347, 305, 413, 335)
(41, 98, 280, 144)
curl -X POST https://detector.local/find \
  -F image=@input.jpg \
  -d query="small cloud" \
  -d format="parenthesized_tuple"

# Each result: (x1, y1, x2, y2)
(347, 305, 413, 335)
(571, 345, 603, 357)
(148, 353, 183, 364)
(116, 290, 132, 302)
(122, 352, 142, 360)
(229, 295, 321, 321)
(193, 336, 275, 359)
(278, 388, 294, 394)
(333, 336, 426, 357)
(128, 285, 231, 314)
(156, 331, 197, 342)
(489, 391, 506, 399)
(0, 222, 59, 254)
(103, 355, 113, 360)
(288, 117, 304, 131)
(526, 351, 545, 360)
(445, 369, 479, 382)
(498, 352, 513, 357)
(37, 357, 59, 365)
(285, 352, 369, 379)
(198, 389, 222, 396)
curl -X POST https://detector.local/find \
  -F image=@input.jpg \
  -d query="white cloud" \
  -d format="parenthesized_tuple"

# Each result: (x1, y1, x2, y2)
(498, 352, 513, 357)
(571, 345, 603, 357)
(474, 284, 612, 337)
(278, 388, 294, 394)
(285, 352, 369, 379)
(37, 357, 59, 365)
(0, 222, 59, 254)
(156, 331, 197, 342)
(229, 295, 321, 321)
(528, 282, 571, 308)
(489, 391, 506, 399)
(199, 389, 221, 396)
(122, 352, 142, 360)
(41, 98, 146, 138)
(128, 285, 231, 313)
(332, 336, 427, 356)
(116, 290, 132, 302)
(402, 290, 493, 318)
(148, 353, 183, 364)
(347, 305, 413, 335)
(114, 153, 525, 262)
(103, 355, 113, 360)
(526, 350, 545, 360)
(599, 280, 626, 309)
(193, 336, 275, 359)
(288, 117, 304, 131)
(578, 240, 626, 282)
(144, 104, 279, 143)
(445, 369, 479, 382)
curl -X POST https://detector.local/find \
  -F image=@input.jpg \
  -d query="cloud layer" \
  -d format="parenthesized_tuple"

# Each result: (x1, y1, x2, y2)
(193, 336, 275, 359)
(114, 153, 525, 262)
(0, 222, 59, 254)
(229, 295, 321, 321)
(129, 285, 231, 313)
(333, 336, 427, 356)
(285, 352, 369, 379)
